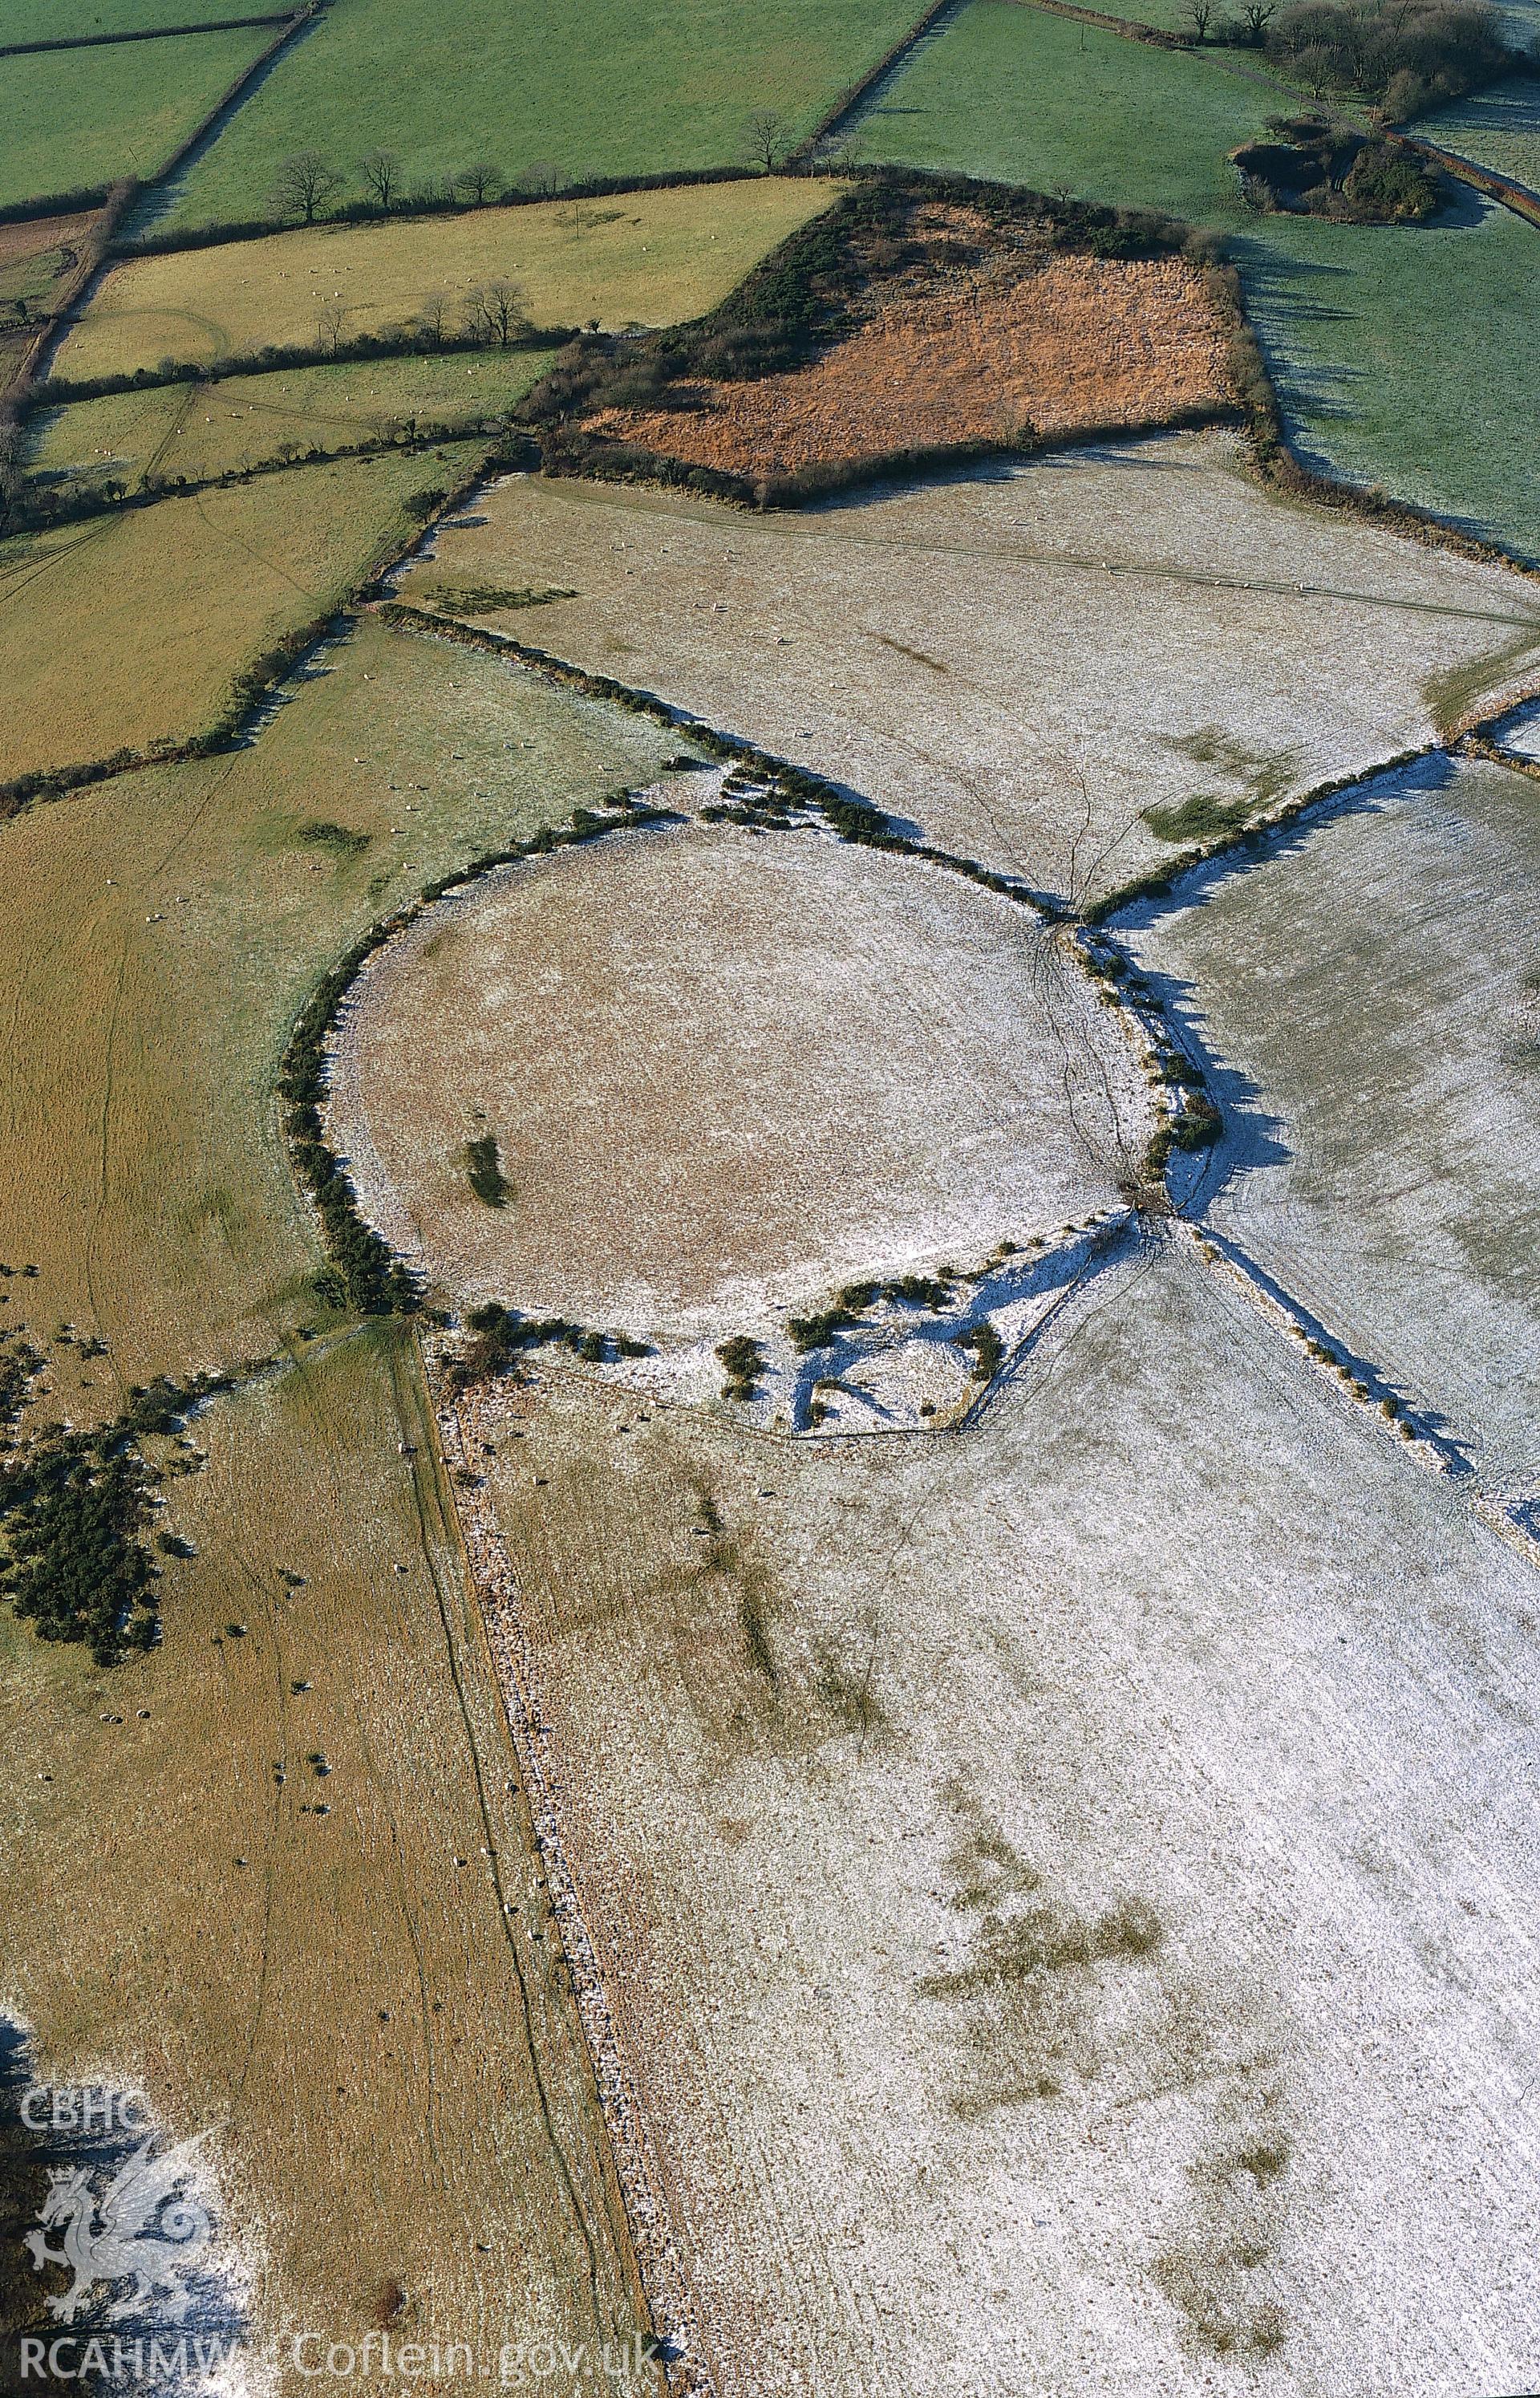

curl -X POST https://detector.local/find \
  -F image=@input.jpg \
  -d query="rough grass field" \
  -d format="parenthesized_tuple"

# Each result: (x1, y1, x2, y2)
(0, 27, 272, 209)
(0, 445, 483, 782)
(0, 1321, 657, 2395)
(1416, 75, 1540, 194)
(330, 814, 1151, 1341)
(55, 180, 841, 382)
(468, 1239, 1540, 2395)
(402, 438, 1540, 902)
(28, 348, 557, 489)
(590, 252, 1231, 478)
(0, 611, 679, 1396)
(147, 0, 918, 231)
(1125, 751, 1540, 1483)
(857, 2, 1540, 561)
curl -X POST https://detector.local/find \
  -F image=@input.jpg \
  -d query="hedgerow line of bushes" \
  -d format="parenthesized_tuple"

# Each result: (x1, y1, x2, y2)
(1080, 743, 1437, 924)
(26, 323, 564, 414)
(111, 163, 771, 261)
(787, 0, 967, 164)
(3, 420, 537, 542)
(1029, 0, 1526, 112)
(0, 1345, 233, 1665)
(0, 11, 290, 58)
(0, 442, 497, 824)
(379, 598, 1065, 911)
(278, 788, 678, 1320)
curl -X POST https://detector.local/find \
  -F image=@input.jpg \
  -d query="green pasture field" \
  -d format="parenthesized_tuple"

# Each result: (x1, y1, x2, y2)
(1416, 75, 1540, 193)
(0, 446, 487, 782)
(1234, 200, 1540, 563)
(857, 0, 1540, 558)
(856, 1, 1282, 218)
(0, 0, 253, 35)
(0, 1323, 654, 2397)
(149, 0, 919, 231)
(28, 347, 557, 488)
(0, 611, 682, 1392)
(54, 177, 840, 379)
(0, 26, 272, 209)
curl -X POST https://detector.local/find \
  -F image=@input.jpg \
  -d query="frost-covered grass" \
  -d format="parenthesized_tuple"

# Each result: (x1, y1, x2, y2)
(1416, 74, 1540, 195)
(331, 812, 1151, 1342)
(478, 1238, 1540, 2395)
(1126, 750, 1540, 1481)
(401, 439, 1540, 902)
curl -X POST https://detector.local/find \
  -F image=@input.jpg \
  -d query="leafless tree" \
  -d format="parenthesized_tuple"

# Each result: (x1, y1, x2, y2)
(415, 290, 449, 347)
(463, 280, 531, 346)
(1241, 0, 1275, 37)
(317, 301, 347, 351)
(744, 108, 791, 171)
(268, 148, 342, 223)
(359, 148, 401, 210)
(456, 160, 504, 205)
(1185, 0, 1213, 39)
(523, 159, 561, 196)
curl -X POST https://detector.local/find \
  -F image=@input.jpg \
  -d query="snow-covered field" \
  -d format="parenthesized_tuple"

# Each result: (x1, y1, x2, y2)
(1125, 751, 1540, 1487)
(473, 1237, 1540, 2398)
(328, 813, 1152, 1347)
(399, 433, 1540, 903)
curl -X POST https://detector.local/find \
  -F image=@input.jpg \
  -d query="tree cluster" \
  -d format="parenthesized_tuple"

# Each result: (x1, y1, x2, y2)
(446, 1302, 649, 1390)
(1261, 0, 1520, 109)
(266, 147, 552, 224)
(1236, 116, 1443, 216)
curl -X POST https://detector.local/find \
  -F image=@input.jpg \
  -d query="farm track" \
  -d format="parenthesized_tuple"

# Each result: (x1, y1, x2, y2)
(769, 521, 1540, 627)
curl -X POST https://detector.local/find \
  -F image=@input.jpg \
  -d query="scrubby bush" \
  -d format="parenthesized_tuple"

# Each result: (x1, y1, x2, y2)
(465, 1134, 509, 1207)
(715, 1333, 765, 1402)
(1230, 117, 1442, 218)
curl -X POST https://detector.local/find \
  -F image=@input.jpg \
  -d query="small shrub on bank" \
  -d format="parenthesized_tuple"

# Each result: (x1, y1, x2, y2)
(465, 1134, 510, 1208)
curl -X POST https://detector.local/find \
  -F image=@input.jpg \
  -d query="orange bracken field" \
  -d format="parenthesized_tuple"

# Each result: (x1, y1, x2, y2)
(588, 253, 1233, 478)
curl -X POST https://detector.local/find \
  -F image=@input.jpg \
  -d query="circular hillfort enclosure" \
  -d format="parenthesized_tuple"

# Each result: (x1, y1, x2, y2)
(327, 817, 1155, 1344)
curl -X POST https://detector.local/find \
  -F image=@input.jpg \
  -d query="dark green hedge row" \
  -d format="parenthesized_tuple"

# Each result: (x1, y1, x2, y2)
(114, 164, 765, 259)
(0, 13, 287, 56)
(32, 328, 562, 412)
(278, 789, 674, 1319)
